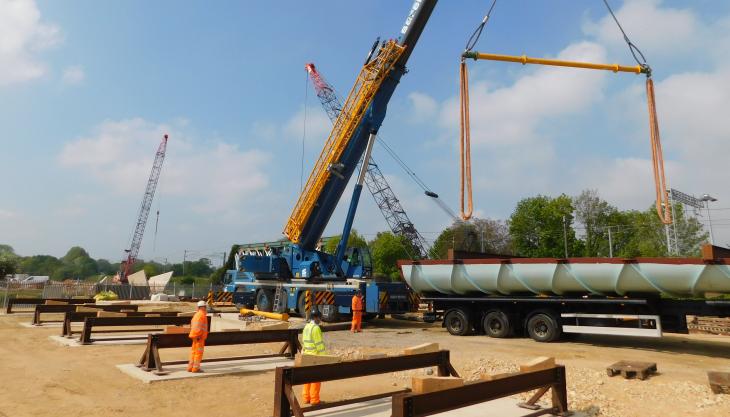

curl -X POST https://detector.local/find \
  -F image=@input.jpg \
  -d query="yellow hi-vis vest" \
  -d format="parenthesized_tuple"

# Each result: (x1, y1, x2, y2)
(302, 321, 325, 355)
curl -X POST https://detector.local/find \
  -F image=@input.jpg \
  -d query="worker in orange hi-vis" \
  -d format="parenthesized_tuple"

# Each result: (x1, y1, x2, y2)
(351, 289, 363, 333)
(187, 300, 209, 373)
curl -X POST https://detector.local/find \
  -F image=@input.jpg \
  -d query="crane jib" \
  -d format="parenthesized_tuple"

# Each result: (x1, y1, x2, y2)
(284, 0, 437, 250)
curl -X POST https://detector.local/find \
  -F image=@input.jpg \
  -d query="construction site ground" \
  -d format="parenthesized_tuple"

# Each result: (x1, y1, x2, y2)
(1, 314, 729, 417)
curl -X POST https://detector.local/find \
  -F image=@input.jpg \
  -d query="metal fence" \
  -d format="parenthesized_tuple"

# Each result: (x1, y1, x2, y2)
(1, 281, 228, 313)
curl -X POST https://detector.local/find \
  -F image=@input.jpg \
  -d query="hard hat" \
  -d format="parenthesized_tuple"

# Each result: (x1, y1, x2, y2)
(197, 300, 207, 307)
(310, 310, 322, 318)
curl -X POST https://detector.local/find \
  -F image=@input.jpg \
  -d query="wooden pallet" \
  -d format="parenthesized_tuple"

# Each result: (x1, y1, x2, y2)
(606, 361, 657, 380)
(688, 316, 730, 336)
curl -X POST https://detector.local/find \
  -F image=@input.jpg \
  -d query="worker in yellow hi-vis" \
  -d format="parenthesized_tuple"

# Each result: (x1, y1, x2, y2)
(301, 310, 326, 405)
(187, 300, 209, 373)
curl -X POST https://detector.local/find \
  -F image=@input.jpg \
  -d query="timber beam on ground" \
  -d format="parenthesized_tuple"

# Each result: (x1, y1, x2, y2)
(273, 350, 460, 417)
(78, 315, 206, 345)
(391, 366, 571, 417)
(61, 311, 180, 337)
(137, 329, 301, 375)
(5, 298, 95, 314)
(32, 304, 140, 325)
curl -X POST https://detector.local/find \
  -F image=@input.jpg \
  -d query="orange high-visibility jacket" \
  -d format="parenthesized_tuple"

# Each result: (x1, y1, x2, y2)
(189, 310, 208, 340)
(351, 295, 363, 312)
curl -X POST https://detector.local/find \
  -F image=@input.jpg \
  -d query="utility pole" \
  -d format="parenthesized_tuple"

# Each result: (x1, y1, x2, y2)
(607, 226, 613, 258)
(183, 250, 187, 276)
(701, 194, 717, 245)
(562, 215, 569, 258)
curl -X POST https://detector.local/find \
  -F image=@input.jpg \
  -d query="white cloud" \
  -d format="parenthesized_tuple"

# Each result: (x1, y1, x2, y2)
(583, 0, 699, 58)
(58, 118, 272, 216)
(407, 91, 438, 123)
(284, 106, 332, 147)
(0, 0, 62, 86)
(61, 65, 84, 85)
(0, 209, 17, 219)
(440, 41, 608, 147)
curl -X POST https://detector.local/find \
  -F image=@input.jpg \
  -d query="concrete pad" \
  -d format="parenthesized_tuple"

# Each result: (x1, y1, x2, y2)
(49, 334, 150, 347)
(116, 356, 294, 383)
(305, 396, 586, 417)
(19, 322, 63, 328)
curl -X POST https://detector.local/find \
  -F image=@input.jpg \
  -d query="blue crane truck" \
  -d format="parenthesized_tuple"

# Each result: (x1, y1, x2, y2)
(221, 0, 437, 321)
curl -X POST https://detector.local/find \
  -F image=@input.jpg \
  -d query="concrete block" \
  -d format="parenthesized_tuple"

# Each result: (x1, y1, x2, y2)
(76, 306, 101, 313)
(519, 356, 555, 373)
(295, 353, 341, 367)
(403, 343, 439, 355)
(411, 376, 464, 394)
(177, 311, 196, 317)
(97, 311, 127, 318)
(45, 300, 68, 305)
(165, 326, 190, 334)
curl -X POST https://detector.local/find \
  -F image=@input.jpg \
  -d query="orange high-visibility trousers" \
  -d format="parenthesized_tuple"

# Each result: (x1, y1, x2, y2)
(302, 382, 321, 404)
(351, 311, 362, 332)
(188, 338, 205, 372)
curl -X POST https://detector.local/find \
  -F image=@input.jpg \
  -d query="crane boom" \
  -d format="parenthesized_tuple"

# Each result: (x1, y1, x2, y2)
(284, 0, 437, 251)
(120, 134, 168, 281)
(305, 63, 429, 259)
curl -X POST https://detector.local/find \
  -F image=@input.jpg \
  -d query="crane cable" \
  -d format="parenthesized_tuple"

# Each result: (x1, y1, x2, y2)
(458, 0, 672, 225)
(602, 0, 671, 225)
(459, 0, 497, 221)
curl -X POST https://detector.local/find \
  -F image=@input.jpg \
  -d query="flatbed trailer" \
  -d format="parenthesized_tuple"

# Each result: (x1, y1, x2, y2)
(400, 246, 730, 342)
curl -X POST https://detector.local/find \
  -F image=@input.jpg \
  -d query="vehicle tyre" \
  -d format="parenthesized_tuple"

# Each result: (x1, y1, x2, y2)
(444, 309, 471, 336)
(296, 292, 308, 316)
(526, 312, 561, 342)
(483, 310, 512, 338)
(363, 313, 378, 322)
(320, 304, 339, 322)
(256, 289, 275, 312)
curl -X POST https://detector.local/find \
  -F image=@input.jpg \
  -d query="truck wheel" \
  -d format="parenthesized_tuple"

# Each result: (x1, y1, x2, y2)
(526, 313, 561, 342)
(320, 305, 339, 322)
(296, 292, 307, 316)
(483, 311, 512, 338)
(444, 309, 471, 336)
(256, 289, 275, 312)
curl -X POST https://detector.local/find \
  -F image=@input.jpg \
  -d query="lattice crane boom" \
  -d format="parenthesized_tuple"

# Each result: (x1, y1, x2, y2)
(305, 63, 429, 259)
(120, 134, 168, 281)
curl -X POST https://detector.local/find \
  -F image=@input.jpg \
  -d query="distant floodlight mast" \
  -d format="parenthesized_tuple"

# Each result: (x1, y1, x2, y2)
(700, 194, 718, 245)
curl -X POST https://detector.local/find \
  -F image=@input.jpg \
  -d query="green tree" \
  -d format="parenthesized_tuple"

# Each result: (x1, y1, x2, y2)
(19, 255, 62, 276)
(509, 194, 580, 257)
(0, 245, 19, 278)
(369, 232, 414, 280)
(429, 218, 512, 259)
(323, 230, 368, 254)
(95, 259, 116, 275)
(56, 246, 98, 279)
(573, 189, 619, 257)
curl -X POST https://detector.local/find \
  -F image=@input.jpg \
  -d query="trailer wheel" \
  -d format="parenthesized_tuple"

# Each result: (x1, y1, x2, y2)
(483, 311, 512, 338)
(320, 304, 339, 322)
(526, 312, 561, 342)
(256, 289, 275, 313)
(296, 292, 307, 316)
(444, 309, 471, 336)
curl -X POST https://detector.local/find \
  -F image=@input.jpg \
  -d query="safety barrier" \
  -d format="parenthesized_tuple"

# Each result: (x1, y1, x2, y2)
(78, 315, 201, 345)
(32, 303, 139, 325)
(137, 329, 301, 375)
(273, 350, 459, 417)
(391, 366, 569, 417)
(5, 298, 95, 314)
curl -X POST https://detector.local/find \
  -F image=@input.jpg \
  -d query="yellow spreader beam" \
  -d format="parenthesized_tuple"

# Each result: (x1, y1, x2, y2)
(462, 51, 648, 74)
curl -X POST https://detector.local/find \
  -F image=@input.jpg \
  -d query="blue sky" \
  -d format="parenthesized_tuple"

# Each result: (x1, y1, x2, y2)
(2, 0, 730, 263)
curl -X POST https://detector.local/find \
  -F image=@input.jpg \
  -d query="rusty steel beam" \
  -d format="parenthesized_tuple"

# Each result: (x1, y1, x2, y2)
(32, 304, 140, 325)
(391, 366, 569, 417)
(79, 315, 203, 345)
(273, 351, 457, 417)
(61, 311, 179, 337)
(138, 329, 300, 374)
(6, 298, 95, 314)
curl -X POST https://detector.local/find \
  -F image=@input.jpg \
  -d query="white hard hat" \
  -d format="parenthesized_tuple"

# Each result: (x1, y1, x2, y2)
(197, 300, 207, 307)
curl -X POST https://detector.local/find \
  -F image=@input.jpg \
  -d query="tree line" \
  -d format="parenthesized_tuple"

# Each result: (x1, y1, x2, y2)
(0, 245, 215, 284)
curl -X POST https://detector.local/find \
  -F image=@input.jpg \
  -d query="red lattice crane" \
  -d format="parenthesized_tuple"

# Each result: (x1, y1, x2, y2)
(119, 134, 168, 282)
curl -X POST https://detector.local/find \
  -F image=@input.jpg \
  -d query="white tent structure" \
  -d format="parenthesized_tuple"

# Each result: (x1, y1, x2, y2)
(148, 271, 173, 293)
